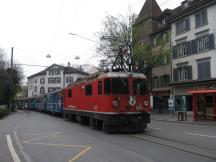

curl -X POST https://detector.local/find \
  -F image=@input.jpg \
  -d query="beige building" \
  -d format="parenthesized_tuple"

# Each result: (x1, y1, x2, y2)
(27, 64, 88, 97)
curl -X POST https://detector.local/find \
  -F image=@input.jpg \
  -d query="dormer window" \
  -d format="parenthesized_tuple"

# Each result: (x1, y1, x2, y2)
(49, 70, 54, 75)
(195, 9, 208, 28)
(161, 18, 166, 25)
(175, 17, 190, 35)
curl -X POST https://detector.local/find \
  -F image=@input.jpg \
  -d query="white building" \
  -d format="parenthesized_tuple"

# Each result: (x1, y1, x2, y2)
(27, 64, 89, 97)
(170, 0, 216, 111)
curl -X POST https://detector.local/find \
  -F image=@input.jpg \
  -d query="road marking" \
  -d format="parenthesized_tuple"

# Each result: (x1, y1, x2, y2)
(6, 135, 21, 162)
(23, 142, 89, 148)
(23, 132, 61, 136)
(149, 127, 162, 130)
(13, 112, 32, 162)
(68, 146, 91, 162)
(23, 132, 61, 143)
(22, 132, 91, 162)
(184, 132, 216, 139)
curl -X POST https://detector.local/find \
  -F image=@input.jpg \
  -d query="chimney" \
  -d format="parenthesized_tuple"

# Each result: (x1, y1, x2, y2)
(67, 62, 71, 67)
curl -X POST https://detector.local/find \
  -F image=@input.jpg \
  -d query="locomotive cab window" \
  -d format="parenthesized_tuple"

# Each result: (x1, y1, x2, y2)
(112, 78, 129, 95)
(85, 84, 92, 96)
(68, 89, 72, 97)
(98, 81, 102, 95)
(104, 78, 111, 95)
(133, 79, 148, 95)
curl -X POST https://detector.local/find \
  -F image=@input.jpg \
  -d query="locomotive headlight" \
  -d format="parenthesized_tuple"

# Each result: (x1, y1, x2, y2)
(112, 100, 118, 107)
(144, 100, 148, 106)
(112, 96, 120, 108)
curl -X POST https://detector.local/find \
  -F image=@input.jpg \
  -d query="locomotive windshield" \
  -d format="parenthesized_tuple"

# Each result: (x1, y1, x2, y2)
(133, 79, 148, 95)
(104, 78, 129, 95)
(112, 78, 129, 95)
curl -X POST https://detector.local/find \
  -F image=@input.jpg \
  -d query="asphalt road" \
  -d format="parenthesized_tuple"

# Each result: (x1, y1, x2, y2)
(0, 110, 216, 162)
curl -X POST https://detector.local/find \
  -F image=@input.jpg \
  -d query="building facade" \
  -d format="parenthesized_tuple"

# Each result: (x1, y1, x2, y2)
(170, 0, 216, 114)
(134, 0, 216, 116)
(27, 64, 88, 97)
(133, 0, 173, 113)
(151, 9, 172, 113)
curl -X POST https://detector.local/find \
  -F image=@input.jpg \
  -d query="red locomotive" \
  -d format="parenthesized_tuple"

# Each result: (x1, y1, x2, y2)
(63, 71, 150, 133)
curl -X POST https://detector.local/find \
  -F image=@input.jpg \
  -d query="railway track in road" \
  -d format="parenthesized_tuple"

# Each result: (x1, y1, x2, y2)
(128, 133, 216, 161)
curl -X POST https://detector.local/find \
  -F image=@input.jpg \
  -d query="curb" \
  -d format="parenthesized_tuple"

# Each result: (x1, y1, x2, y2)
(151, 118, 216, 126)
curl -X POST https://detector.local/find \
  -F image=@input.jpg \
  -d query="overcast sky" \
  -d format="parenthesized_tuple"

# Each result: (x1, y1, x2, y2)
(0, 0, 183, 80)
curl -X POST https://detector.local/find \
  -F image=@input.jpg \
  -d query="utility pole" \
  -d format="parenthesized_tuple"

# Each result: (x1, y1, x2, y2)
(9, 47, 14, 112)
(11, 47, 14, 69)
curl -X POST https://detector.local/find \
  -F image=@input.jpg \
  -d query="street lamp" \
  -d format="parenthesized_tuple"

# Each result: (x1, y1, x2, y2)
(46, 54, 51, 58)
(75, 55, 80, 60)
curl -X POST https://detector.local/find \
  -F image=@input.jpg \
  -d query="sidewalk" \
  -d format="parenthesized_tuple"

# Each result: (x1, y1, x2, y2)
(151, 113, 216, 126)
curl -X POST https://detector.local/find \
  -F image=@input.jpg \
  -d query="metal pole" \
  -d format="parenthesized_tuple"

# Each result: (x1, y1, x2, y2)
(9, 47, 14, 112)
(11, 47, 14, 69)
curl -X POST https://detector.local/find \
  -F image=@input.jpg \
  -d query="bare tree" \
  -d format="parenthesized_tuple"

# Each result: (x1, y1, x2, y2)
(0, 49, 6, 69)
(96, 13, 137, 72)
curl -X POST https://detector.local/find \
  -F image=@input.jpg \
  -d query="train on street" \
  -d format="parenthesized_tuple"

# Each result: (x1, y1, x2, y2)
(16, 71, 150, 133)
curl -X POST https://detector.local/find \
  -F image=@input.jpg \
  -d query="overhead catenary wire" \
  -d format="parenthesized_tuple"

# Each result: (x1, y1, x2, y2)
(14, 63, 48, 68)
(40, 0, 65, 55)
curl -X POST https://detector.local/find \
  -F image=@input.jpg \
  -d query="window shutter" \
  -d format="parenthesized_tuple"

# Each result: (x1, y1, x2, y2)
(208, 34, 215, 50)
(198, 63, 204, 80)
(186, 41, 191, 56)
(172, 46, 177, 59)
(195, 14, 201, 27)
(187, 66, 192, 80)
(191, 39, 197, 54)
(176, 22, 179, 35)
(185, 18, 190, 31)
(173, 69, 178, 81)
(204, 61, 211, 79)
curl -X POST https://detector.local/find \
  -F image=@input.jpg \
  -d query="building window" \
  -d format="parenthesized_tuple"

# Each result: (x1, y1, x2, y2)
(195, 10, 208, 28)
(160, 75, 170, 87)
(173, 66, 192, 81)
(66, 77, 73, 83)
(48, 78, 55, 84)
(40, 87, 45, 94)
(48, 87, 60, 92)
(55, 70, 60, 75)
(152, 77, 159, 89)
(197, 59, 211, 80)
(40, 78, 45, 84)
(175, 96, 193, 111)
(56, 77, 61, 84)
(48, 77, 61, 84)
(178, 67, 188, 81)
(34, 86, 37, 92)
(49, 70, 54, 75)
(48, 87, 54, 92)
(35, 79, 37, 84)
(161, 18, 166, 25)
(85, 85, 92, 96)
(175, 17, 190, 35)
(176, 42, 187, 57)
(197, 35, 209, 53)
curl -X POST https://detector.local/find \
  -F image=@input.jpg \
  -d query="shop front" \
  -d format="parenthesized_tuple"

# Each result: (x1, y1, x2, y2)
(151, 90, 171, 114)
(188, 90, 216, 121)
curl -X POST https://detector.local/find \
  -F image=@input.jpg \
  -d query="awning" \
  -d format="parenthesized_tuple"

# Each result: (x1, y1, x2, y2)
(188, 89, 216, 94)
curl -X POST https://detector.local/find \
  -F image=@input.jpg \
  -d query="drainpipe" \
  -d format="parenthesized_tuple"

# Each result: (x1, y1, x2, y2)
(169, 29, 175, 112)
